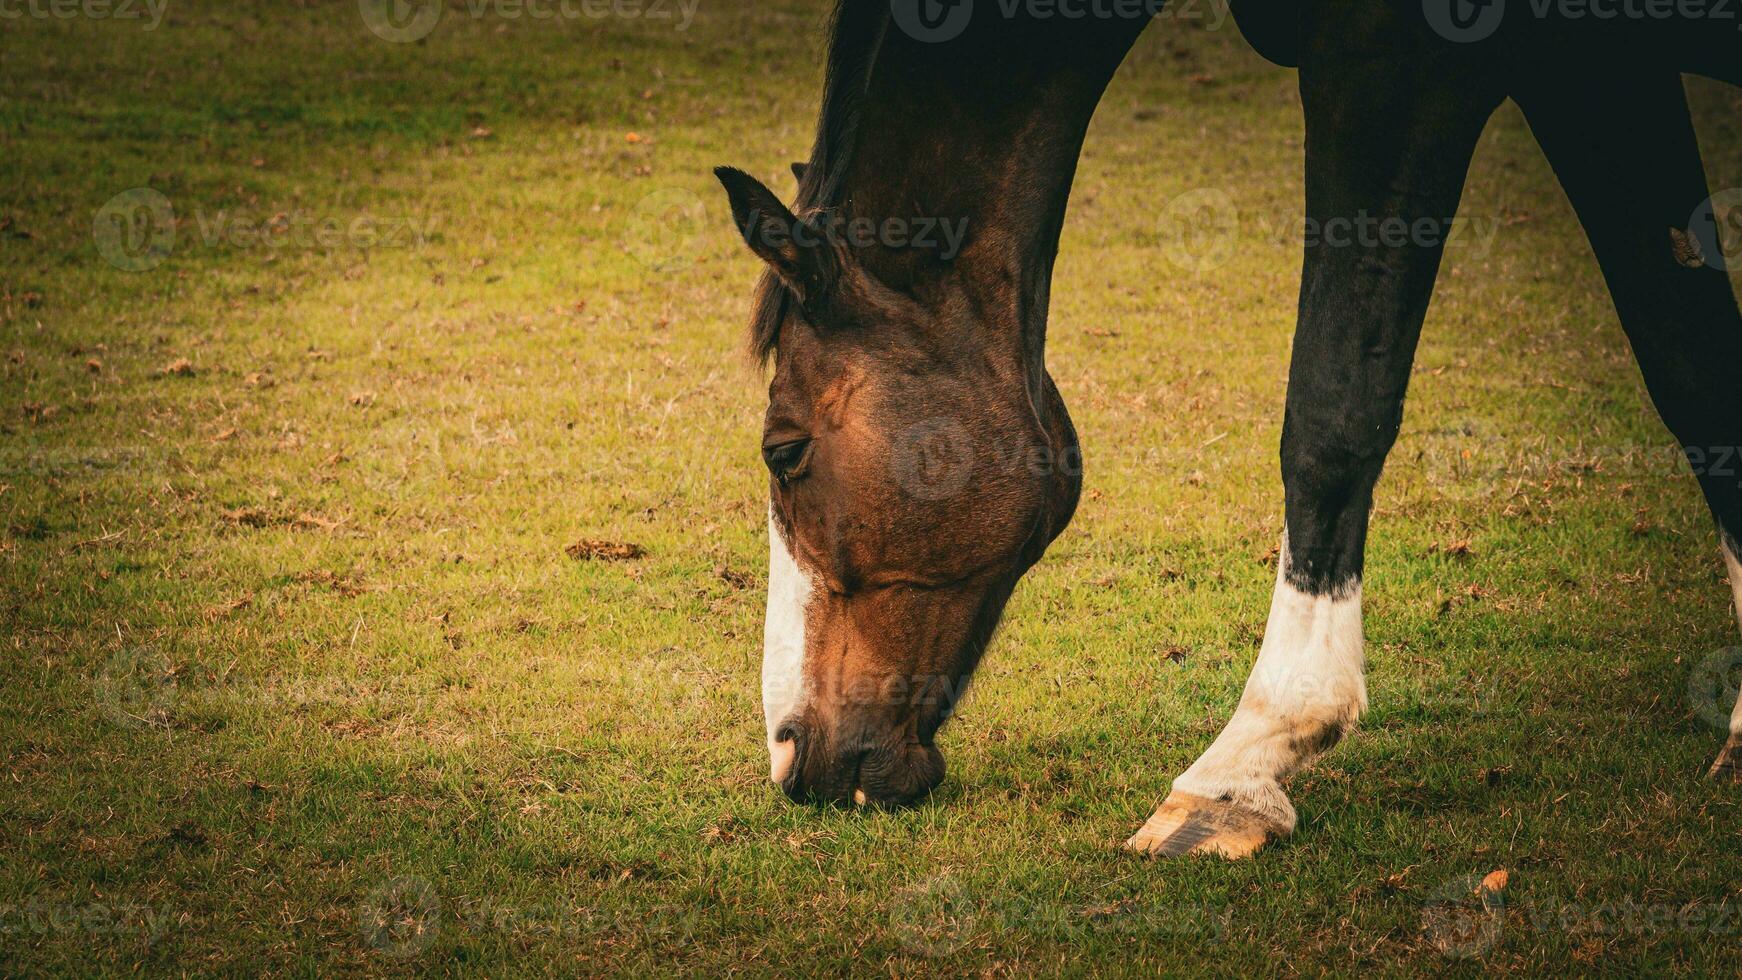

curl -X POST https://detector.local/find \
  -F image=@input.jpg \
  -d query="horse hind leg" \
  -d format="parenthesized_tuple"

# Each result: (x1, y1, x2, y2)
(1516, 69, 1742, 780)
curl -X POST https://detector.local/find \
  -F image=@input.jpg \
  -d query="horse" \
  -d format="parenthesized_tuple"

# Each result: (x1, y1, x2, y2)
(713, 0, 1742, 857)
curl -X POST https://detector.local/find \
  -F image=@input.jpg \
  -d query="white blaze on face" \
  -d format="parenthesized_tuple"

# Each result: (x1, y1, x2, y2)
(763, 509, 814, 783)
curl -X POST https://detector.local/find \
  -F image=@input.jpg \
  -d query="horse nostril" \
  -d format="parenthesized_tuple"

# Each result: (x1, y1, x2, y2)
(773, 720, 806, 798)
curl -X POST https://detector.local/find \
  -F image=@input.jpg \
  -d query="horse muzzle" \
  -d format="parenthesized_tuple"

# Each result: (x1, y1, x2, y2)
(773, 718, 945, 809)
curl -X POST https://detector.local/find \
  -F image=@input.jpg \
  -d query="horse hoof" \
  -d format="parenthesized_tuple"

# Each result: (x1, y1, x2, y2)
(1710, 736, 1742, 782)
(1123, 791, 1284, 859)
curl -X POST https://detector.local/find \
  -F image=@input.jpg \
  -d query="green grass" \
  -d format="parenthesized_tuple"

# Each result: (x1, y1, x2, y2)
(4, 2, 1742, 974)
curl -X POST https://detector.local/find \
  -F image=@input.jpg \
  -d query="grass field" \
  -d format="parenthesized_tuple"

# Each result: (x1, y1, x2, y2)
(4, 1, 1742, 974)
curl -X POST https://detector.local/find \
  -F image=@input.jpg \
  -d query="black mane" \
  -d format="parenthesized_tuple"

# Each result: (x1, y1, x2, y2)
(748, 0, 889, 365)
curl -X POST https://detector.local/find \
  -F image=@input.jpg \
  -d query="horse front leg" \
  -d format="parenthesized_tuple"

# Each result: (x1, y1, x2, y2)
(1127, 26, 1503, 858)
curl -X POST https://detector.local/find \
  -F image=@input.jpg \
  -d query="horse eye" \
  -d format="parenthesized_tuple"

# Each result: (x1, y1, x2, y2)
(762, 439, 812, 484)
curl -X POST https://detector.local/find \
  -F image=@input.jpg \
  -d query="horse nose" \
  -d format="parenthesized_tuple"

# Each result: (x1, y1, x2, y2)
(775, 728, 872, 806)
(772, 720, 807, 799)
(769, 719, 803, 786)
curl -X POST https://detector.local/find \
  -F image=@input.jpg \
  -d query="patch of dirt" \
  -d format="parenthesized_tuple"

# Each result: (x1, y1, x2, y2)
(714, 564, 752, 589)
(294, 569, 369, 597)
(1429, 539, 1474, 559)
(221, 508, 345, 532)
(566, 539, 645, 561)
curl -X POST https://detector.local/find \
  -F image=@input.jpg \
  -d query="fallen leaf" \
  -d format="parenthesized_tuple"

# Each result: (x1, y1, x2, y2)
(1384, 866, 1419, 890)
(158, 358, 195, 377)
(702, 815, 741, 844)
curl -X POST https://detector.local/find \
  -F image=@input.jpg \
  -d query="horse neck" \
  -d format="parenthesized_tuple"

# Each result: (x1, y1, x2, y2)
(830, 14, 1148, 383)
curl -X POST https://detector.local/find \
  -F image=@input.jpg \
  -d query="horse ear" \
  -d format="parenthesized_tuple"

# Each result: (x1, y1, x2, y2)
(790, 161, 808, 182)
(714, 166, 837, 303)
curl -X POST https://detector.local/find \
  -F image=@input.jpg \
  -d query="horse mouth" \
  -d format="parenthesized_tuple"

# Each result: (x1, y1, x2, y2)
(777, 740, 939, 809)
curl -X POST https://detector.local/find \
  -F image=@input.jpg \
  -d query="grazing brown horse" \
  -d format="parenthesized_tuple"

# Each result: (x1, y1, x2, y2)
(716, 0, 1742, 857)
